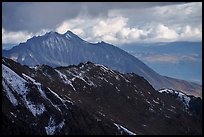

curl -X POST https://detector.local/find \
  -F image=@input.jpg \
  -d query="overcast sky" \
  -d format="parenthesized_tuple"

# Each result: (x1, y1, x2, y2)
(2, 2, 202, 45)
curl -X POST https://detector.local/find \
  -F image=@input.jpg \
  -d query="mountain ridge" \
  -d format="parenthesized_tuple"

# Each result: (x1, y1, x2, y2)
(2, 30, 202, 97)
(2, 57, 202, 135)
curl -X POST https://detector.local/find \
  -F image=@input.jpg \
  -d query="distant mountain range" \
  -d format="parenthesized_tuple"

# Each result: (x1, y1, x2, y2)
(2, 30, 202, 97)
(119, 41, 202, 85)
(2, 57, 202, 135)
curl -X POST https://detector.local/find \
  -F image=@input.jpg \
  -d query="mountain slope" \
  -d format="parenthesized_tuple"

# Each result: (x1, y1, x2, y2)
(2, 57, 202, 135)
(2, 58, 132, 135)
(2, 31, 202, 97)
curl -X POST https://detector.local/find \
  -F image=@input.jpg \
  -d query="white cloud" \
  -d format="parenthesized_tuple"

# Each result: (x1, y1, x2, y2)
(91, 16, 130, 43)
(2, 28, 55, 45)
(53, 2, 201, 45)
(155, 24, 178, 40)
(55, 16, 149, 44)
(179, 25, 202, 41)
(56, 21, 72, 34)
(140, 53, 199, 64)
(56, 18, 86, 37)
(35, 29, 51, 36)
(2, 28, 33, 44)
(92, 17, 127, 36)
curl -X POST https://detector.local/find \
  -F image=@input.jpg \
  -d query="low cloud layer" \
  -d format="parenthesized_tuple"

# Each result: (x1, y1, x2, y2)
(134, 53, 200, 64)
(2, 28, 33, 44)
(2, 2, 202, 45)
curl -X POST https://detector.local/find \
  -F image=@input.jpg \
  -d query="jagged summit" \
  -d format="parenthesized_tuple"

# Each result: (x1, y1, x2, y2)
(46, 30, 58, 35)
(26, 30, 82, 43)
(64, 30, 75, 36)
(63, 30, 84, 41)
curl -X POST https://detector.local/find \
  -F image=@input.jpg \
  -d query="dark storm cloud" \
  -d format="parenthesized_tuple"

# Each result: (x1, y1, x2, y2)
(2, 2, 185, 33)
(2, 2, 82, 32)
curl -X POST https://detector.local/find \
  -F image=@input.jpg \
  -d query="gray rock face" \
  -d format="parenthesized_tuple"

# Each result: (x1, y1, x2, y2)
(2, 31, 202, 97)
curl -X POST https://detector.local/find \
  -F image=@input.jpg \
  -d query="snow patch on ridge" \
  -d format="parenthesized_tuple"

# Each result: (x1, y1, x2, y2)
(48, 87, 73, 107)
(45, 117, 65, 135)
(158, 89, 191, 108)
(114, 123, 136, 135)
(67, 70, 97, 87)
(22, 73, 47, 98)
(2, 79, 18, 106)
(2, 64, 46, 116)
(22, 73, 71, 112)
(55, 69, 76, 91)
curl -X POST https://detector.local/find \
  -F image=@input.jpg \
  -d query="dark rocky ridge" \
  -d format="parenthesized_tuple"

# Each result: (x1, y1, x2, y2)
(2, 57, 202, 135)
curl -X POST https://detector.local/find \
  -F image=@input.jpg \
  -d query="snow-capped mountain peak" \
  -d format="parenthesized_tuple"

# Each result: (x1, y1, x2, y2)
(2, 30, 202, 97)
